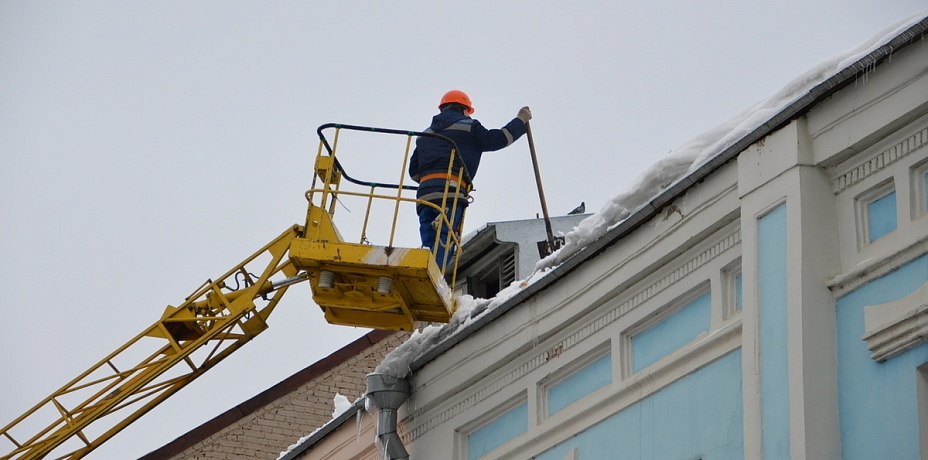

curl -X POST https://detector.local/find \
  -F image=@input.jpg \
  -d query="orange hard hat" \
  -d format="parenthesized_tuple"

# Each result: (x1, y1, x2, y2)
(439, 90, 474, 115)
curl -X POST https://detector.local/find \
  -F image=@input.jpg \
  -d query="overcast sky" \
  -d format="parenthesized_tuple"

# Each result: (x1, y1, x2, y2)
(2, 2, 926, 459)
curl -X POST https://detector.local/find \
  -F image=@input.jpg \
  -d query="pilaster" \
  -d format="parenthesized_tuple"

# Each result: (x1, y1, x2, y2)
(738, 119, 842, 459)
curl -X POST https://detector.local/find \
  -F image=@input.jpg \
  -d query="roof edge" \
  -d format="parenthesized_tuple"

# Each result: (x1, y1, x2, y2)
(277, 398, 366, 460)
(140, 329, 394, 460)
(408, 15, 928, 374)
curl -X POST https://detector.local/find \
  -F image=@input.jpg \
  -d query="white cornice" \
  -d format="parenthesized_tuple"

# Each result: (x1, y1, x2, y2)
(832, 126, 927, 194)
(829, 236, 928, 297)
(863, 283, 928, 362)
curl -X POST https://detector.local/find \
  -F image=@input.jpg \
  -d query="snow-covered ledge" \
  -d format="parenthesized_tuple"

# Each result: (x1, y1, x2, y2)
(863, 282, 928, 362)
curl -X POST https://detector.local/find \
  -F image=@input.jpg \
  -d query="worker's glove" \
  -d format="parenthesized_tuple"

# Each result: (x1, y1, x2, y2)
(517, 106, 532, 124)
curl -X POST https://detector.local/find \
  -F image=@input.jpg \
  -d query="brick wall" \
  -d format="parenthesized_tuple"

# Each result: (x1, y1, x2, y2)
(141, 330, 409, 460)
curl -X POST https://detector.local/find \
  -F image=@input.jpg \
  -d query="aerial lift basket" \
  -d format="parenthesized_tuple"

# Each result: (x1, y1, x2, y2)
(290, 123, 469, 331)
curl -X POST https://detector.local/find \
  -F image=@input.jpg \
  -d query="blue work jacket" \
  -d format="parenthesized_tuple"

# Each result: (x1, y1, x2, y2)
(408, 109, 527, 187)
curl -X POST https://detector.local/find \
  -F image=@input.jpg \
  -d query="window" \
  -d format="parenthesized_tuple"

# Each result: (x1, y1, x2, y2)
(723, 260, 743, 317)
(923, 170, 928, 215)
(867, 191, 897, 242)
(911, 161, 928, 218)
(856, 180, 897, 245)
(544, 348, 612, 416)
(464, 249, 516, 299)
(919, 363, 928, 459)
(924, 170, 928, 213)
(465, 397, 528, 460)
(631, 290, 711, 373)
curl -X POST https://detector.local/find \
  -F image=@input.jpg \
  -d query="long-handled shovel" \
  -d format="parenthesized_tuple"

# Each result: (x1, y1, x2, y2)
(525, 121, 564, 258)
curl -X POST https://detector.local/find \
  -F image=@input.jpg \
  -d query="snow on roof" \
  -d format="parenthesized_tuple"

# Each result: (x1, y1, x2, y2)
(537, 10, 928, 272)
(277, 394, 361, 460)
(374, 12, 928, 379)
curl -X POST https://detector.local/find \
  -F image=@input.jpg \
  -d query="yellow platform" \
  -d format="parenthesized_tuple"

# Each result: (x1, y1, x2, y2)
(290, 239, 453, 331)
(292, 124, 469, 331)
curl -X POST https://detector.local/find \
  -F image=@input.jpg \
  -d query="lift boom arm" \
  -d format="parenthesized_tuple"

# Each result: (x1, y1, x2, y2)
(1, 123, 464, 460)
(0, 226, 303, 460)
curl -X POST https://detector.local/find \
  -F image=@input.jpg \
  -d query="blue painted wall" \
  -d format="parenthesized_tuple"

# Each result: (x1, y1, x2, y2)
(534, 350, 743, 460)
(867, 190, 897, 242)
(632, 291, 711, 372)
(548, 353, 612, 416)
(836, 254, 928, 459)
(757, 204, 790, 458)
(468, 401, 528, 460)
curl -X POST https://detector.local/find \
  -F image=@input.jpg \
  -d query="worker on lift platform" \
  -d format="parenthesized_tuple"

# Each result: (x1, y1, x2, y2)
(1, 108, 537, 460)
(409, 89, 532, 269)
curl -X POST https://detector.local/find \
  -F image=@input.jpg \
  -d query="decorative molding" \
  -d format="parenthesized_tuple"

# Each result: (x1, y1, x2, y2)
(499, 321, 742, 460)
(829, 236, 928, 297)
(863, 283, 928, 362)
(832, 126, 928, 194)
(404, 229, 741, 441)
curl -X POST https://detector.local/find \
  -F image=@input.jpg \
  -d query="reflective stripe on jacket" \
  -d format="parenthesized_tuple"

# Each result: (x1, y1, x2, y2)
(408, 109, 527, 185)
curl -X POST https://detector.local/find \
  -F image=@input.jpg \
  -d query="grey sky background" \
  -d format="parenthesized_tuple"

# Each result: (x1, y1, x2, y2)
(2, 2, 925, 458)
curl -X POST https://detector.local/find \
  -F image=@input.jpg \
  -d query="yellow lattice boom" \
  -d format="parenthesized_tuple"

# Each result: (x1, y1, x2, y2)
(1, 123, 467, 459)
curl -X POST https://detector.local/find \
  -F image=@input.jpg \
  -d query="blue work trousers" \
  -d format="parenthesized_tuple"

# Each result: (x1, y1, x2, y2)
(417, 201, 465, 271)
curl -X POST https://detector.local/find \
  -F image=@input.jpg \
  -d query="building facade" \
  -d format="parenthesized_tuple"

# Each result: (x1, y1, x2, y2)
(180, 15, 928, 460)
(379, 16, 927, 460)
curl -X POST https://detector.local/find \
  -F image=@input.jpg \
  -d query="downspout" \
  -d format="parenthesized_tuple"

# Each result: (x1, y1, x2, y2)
(365, 374, 411, 459)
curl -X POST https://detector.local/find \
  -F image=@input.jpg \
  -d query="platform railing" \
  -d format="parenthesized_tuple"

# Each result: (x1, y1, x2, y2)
(309, 123, 471, 287)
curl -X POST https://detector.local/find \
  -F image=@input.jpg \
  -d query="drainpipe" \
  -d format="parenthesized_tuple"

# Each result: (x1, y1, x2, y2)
(365, 373, 411, 459)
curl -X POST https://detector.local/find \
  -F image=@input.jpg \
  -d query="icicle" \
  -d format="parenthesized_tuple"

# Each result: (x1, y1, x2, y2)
(355, 404, 363, 443)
